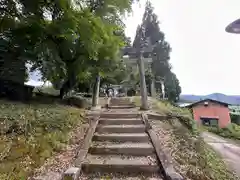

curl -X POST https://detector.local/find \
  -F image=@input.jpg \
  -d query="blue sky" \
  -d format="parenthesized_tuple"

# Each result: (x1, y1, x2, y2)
(124, 0, 240, 95)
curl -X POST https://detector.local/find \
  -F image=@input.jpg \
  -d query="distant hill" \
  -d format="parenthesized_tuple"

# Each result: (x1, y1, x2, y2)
(180, 93, 240, 105)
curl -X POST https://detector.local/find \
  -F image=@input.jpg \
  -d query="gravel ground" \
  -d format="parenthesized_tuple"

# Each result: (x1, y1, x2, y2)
(30, 123, 89, 180)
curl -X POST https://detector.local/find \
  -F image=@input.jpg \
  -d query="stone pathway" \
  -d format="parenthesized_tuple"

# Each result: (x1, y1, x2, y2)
(79, 98, 163, 179)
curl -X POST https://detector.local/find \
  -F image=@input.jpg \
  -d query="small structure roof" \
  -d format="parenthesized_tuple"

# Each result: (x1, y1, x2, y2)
(186, 98, 229, 108)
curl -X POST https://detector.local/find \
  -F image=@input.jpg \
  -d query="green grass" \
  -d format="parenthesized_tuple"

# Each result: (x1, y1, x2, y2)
(132, 96, 191, 116)
(132, 96, 197, 132)
(0, 100, 85, 180)
(132, 96, 141, 107)
(133, 97, 238, 180)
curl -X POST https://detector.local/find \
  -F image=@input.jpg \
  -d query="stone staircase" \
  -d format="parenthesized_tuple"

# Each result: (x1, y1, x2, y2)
(107, 98, 136, 109)
(80, 98, 163, 179)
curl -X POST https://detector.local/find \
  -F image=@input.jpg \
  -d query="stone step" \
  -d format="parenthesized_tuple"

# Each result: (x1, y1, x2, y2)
(99, 118, 143, 125)
(82, 154, 159, 174)
(93, 133, 149, 142)
(100, 113, 140, 119)
(110, 102, 134, 104)
(108, 105, 135, 109)
(96, 125, 146, 133)
(110, 100, 131, 103)
(79, 172, 163, 179)
(89, 142, 155, 156)
(109, 105, 134, 107)
(110, 101, 132, 102)
(110, 101, 133, 103)
(110, 102, 133, 104)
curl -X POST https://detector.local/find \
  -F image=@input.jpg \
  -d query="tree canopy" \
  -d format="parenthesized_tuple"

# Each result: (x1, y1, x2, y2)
(0, 0, 136, 96)
(132, 1, 181, 101)
(164, 71, 181, 102)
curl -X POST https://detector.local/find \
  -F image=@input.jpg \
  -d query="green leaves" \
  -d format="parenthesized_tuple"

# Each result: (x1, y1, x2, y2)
(1, 0, 135, 91)
(164, 72, 181, 102)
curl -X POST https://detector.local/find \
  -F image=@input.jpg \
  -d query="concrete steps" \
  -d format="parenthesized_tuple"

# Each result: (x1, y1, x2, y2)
(100, 113, 140, 119)
(96, 124, 146, 133)
(106, 96, 137, 111)
(79, 172, 163, 180)
(108, 105, 135, 109)
(82, 154, 159, 173)
(89, 142, 155, 155)
(109, 98, 134, 105)
(81, 100, 162, 178)
(99, 118, 143, 125)
(92, 133, 150, 142)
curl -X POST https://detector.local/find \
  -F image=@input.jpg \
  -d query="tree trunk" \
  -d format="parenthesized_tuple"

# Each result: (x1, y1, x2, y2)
(59, 68, 77, 99)
(59, 86, 65, 99)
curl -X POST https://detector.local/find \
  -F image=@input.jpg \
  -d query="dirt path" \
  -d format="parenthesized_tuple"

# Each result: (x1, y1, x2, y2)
(201, 132, 240, 177)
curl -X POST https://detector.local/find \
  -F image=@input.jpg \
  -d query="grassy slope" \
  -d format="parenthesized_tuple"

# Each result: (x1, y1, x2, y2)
(0, 100, 85, 180)
(133, 97, 238, 180)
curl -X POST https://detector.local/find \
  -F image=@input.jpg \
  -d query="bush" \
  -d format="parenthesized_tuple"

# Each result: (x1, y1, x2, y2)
(230, 114, 240, 125)
(63, 96, 90, 109)
(207, 123, 240, 140)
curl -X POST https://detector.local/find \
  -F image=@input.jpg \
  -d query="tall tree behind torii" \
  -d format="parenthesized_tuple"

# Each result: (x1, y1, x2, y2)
(133, 1, 181, 102)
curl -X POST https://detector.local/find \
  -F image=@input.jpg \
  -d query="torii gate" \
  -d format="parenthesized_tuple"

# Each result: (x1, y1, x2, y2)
(121, 46, 156, 97)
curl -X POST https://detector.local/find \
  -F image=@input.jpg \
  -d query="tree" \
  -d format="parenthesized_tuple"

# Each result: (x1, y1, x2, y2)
(140, 1, 172, 77)
(164, 72, 181, 102)
(132, 1, 181, 100)
(0, 0, 137, 98)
